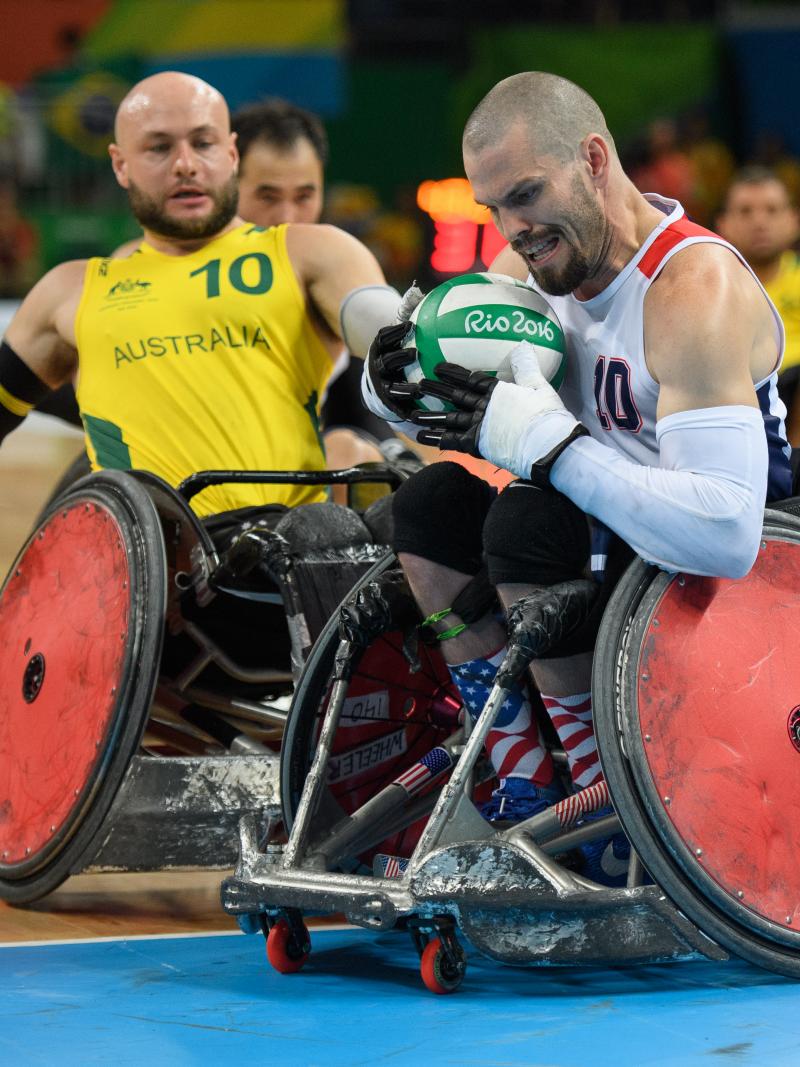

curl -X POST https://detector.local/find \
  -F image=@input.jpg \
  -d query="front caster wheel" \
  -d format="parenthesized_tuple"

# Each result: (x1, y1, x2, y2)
(266, 916, 311, 974)
(420, 935, 466, 994)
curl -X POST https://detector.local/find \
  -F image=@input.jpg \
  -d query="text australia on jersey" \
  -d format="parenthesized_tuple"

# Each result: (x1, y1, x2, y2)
(112, 324, 271, 368)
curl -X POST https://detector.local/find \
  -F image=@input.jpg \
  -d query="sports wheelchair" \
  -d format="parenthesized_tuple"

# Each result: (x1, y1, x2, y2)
(0, 461, 408, 904)
(221, 502, 800, 992)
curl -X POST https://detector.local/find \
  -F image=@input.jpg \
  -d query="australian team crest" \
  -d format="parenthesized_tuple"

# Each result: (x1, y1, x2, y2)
(107, 279, 152, 297)
(101, 276, 156, 313)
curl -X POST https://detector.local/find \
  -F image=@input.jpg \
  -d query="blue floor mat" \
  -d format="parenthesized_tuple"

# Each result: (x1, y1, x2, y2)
(1, 926, 799, 1066)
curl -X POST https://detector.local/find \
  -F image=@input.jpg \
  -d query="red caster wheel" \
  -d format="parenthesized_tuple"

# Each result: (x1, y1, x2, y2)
(266, 917, 311, 974)
(420, 935, 466, 994)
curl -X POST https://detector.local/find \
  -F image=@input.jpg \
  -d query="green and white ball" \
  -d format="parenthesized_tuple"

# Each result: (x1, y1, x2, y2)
(403, 272, 567, 411)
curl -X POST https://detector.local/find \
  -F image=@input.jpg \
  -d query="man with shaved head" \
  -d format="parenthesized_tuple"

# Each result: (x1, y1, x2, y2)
(0, 71, 400, 516)
(363, 72, 791, 882)
(35, 89, 398, 498)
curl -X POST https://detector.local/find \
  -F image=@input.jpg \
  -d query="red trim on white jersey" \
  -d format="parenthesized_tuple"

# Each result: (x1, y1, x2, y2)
(637, 216, 719, 279)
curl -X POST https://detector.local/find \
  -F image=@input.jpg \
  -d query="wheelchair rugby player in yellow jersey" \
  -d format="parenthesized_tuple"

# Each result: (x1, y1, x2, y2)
(0, 72, 408, 902)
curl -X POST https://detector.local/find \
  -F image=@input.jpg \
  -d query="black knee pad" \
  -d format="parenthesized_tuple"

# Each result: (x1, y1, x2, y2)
(484, 481, 590, 587)
(392, 461, 495, 575)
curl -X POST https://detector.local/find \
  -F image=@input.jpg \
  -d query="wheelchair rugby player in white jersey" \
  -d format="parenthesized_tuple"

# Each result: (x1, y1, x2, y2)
(362, 71, 792, 886)
(222, 70, 800, 992)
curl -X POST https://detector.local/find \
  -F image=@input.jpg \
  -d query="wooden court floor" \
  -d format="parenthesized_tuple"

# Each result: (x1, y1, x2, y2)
(0, 420, 239, 944)
(0, 871, 236, 943)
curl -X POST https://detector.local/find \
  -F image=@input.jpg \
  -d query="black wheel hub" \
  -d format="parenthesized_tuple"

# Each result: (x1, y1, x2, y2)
(788, 706, 800, 753)
(22, 652, 46, 703)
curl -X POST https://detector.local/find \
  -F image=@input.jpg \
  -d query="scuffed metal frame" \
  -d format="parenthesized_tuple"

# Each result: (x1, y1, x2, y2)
(223, 612, 728, 968)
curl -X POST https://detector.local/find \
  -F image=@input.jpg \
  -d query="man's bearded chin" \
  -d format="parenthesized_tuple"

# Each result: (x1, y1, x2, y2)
(526, 176, 606, 297)
(127, 176, 239, 239)
(530, 244, 593, 297)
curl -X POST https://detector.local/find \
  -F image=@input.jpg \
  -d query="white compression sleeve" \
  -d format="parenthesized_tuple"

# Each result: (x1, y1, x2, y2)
(550, 405, 769, 578)
(339, 284, 402, 358)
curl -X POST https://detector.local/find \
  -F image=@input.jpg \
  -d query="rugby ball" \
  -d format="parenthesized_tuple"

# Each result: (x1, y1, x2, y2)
(403, 272, 567, 411)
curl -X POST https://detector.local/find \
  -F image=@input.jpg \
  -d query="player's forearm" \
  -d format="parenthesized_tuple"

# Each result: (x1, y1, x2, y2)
(0, 340, 51, 445)
(551, 405, 769, 579)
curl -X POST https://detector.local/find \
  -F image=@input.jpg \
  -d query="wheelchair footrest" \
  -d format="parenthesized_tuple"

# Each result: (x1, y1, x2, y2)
(224, 820, 730, 965)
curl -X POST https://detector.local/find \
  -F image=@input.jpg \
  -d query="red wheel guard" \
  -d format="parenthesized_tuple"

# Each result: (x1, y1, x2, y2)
(637, 541, 800, 928)
(0, 502, 131, 868)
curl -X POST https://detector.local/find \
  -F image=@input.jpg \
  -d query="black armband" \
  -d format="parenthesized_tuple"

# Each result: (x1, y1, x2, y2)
(0, 339, 52, 442)
(528, 424, 590, 489)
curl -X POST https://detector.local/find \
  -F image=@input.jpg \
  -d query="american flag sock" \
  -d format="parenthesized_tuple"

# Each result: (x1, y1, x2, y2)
(448, 646, 554, 787)
(541, 691, 603, 789)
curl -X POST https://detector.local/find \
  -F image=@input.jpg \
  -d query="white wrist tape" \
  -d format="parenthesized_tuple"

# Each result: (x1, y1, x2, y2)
(479, 393, 578, 476)
(550, 405, 769, 578)
(477, 342, 578, 476)
(396, 284, 425, 323)
(339, 285, 402, 358)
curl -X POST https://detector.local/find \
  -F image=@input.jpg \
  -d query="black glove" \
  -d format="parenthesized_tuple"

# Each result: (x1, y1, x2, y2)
(411, 363, 499, 455)
(338, 569, 420, 646)
(364, 322, 422, 422)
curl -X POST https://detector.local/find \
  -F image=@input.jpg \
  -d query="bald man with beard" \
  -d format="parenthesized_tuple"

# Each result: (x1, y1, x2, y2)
(0, 72, 400, 516)
(363, 72, 791, 882)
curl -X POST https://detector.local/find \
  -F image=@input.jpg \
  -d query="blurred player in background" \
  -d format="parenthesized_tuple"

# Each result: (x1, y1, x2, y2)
(233, 98, 400, 471)
(0, 72, 402, 518)
(717, 167, 800, 441)
(233, 98, 325, 227)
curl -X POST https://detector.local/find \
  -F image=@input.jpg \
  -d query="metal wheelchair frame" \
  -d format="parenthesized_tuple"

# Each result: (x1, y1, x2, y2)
(222, 509, 800, 992)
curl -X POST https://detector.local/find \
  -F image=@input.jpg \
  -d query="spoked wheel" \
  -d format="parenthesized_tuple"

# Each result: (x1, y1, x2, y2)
(420, 934, 467, 994)
(281, 555, 464, 871)
(0, 471, 166, 903)
(266, 913, 312, 974)
(593, 510, 800, 978)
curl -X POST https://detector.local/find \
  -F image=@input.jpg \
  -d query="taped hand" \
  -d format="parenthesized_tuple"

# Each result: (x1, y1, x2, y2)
(412, 341, 588, 483)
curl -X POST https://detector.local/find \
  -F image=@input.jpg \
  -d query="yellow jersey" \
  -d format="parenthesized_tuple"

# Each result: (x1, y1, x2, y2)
(766, 251, 800, 375)
(75, 223, 333, 516)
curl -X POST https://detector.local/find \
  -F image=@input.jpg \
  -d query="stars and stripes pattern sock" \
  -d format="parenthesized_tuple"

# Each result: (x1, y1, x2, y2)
(540, 690, 603, 789)
(448, 646, 554, 786)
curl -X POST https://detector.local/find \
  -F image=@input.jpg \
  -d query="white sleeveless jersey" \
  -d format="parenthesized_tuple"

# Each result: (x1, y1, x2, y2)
(528, 195, 792, 501)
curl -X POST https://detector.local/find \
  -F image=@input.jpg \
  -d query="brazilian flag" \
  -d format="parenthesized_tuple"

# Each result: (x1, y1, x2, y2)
(35, 57, 141, 165)
(48, 70, 131, 159)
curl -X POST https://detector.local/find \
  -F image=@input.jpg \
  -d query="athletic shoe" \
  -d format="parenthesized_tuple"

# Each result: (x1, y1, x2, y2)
(480, 776, 564, 823)
(577, 805, 631, 887)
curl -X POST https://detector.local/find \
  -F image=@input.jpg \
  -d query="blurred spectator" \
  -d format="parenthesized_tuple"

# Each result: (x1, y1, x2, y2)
(361, 195, 423, 291)
(717, 167, 800, 442)
(681, 107, 734, 226)
(0, 181, 39, 297)
(751, 133, 800, 212)
(0, 82, 29, 184)
(232, 98, 327, 226)
(325, 183, 382, 240)
(14, 87, 47, 188)
(326, 182, 423, 290)
(630, 117, 694, 206)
